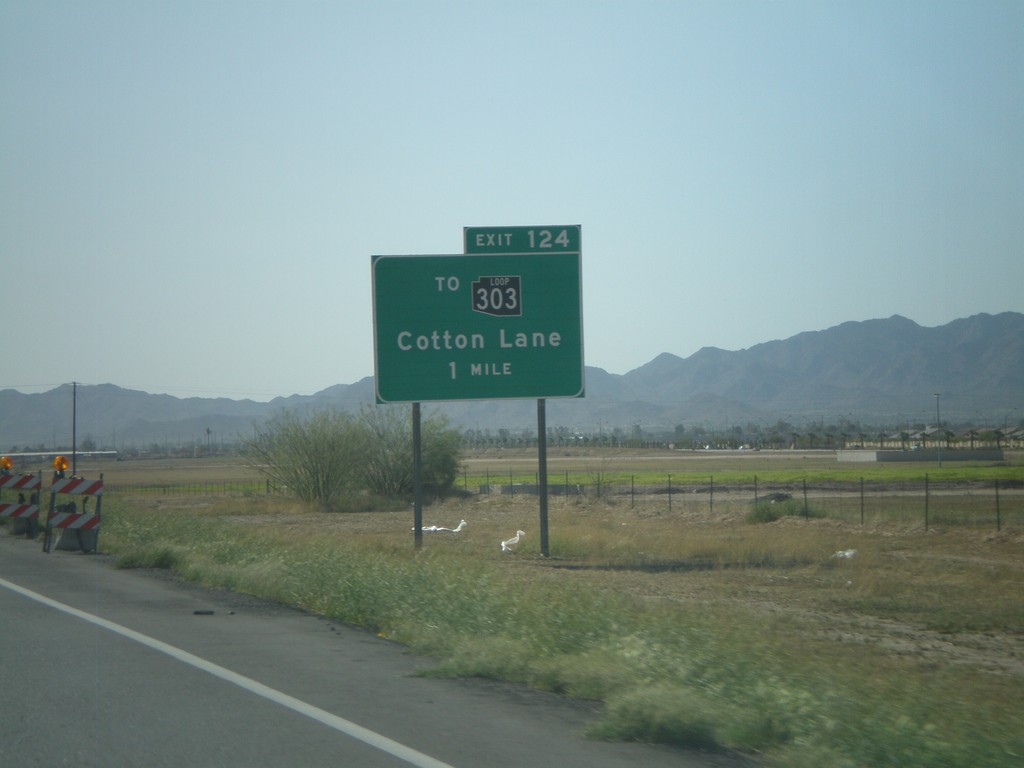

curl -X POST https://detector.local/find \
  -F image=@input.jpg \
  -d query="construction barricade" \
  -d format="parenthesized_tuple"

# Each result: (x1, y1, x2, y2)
(0, 471, 43, 539)
(44, 475, 104, 554)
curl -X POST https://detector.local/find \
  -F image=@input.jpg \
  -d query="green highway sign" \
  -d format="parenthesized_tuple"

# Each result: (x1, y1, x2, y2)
(463, 225, 581, 254)
(372, 247, 584, 403)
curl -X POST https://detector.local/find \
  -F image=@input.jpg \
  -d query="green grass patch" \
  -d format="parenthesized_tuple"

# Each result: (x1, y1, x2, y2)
(114, 545, 182, 570)
(748, 497, 826, 522)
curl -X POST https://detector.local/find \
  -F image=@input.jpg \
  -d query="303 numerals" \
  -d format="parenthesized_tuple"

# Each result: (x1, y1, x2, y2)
(471, 275, 521, 316)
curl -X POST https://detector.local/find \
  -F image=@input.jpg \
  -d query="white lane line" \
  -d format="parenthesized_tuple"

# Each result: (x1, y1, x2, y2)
(0, 576, 456, 768)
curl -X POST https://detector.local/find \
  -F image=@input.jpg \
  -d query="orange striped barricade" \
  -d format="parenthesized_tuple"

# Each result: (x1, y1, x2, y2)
(0, 472, 43, 538)
(43, 476, 104, 554)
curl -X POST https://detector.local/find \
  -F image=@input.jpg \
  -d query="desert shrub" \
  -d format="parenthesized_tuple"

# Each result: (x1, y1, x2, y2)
(244, 408, 364, 509)
(244, 406, 463, 508)
(357, 406, 462, 498)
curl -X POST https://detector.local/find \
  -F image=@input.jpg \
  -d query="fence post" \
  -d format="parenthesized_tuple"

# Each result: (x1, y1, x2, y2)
(631, 475, 635, 508)
(668, 473, 672, 513)
(709, 475, 714, 515)
(924, 473, 929, 531)
(995, 479, 1001, 532)
(860, 476, 865, 525)
(754, 474, 758, 506)
(802, 479, 808, 518)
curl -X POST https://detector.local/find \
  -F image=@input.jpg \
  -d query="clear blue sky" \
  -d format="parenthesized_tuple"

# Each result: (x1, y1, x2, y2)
(2, 1, 1021, 400)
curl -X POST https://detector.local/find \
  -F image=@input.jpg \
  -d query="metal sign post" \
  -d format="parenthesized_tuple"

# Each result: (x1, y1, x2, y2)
(536, 398, 549, 556)
(412, 402, 423, 549)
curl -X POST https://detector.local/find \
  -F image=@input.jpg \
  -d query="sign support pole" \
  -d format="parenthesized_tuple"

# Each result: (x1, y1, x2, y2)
(412, 402, 423, 550)
(72, 381, 78, 477)
(537, 398, 549, 557)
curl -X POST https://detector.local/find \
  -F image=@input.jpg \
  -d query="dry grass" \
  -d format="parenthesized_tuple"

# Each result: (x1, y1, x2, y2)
(103, 490, 1024, 766)
(92, 451, 1024, 766)
(358, 490, 1024, 649)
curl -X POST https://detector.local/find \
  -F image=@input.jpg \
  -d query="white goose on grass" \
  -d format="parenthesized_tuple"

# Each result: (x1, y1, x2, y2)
(501, 530, 526, 552)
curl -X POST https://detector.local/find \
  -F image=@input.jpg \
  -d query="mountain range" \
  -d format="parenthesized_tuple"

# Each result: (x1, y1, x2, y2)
(2, 312, 1022, 449)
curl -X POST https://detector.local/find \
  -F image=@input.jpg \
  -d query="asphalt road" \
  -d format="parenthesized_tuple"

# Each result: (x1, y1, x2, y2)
(0, 531, 753, 768)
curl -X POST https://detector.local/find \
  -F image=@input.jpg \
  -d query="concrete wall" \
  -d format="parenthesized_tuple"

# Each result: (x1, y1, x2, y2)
(837, 449, 1004, 463)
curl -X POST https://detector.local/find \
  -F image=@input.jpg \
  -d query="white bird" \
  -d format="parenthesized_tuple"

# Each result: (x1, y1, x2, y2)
(832, 548, 857, 559)
(501, 530, 526, 552)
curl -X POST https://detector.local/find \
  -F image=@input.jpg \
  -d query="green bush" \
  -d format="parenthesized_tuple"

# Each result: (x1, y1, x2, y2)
(114, 545, 181, 570)
(244, 406, 463, 508)
(748, 497, 825, 523)
(357, 406, 462, 497)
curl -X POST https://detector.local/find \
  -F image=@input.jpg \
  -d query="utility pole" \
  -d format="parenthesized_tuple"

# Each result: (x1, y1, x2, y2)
(72, 381, 78, 476)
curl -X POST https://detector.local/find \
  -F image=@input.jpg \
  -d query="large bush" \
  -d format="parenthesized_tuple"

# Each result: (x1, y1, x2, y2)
(357, 406, 462, 497)
(245, 406, 461, 508)
(245, 409, 363, 508)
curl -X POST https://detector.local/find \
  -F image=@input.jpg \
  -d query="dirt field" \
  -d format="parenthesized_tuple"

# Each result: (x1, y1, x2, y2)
(69, 456, 263, 485)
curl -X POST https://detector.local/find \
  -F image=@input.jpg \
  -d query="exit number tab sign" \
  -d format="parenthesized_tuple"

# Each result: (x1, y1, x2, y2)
(464, 225, 581, 254)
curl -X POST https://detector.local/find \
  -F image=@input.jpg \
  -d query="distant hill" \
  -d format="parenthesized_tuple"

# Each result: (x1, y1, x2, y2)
(2, 312, 1022, 448)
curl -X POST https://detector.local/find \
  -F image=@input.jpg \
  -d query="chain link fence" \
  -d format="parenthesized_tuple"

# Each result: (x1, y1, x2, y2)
(105, 480, 285, 497)
(467, 470, 1024, 531)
